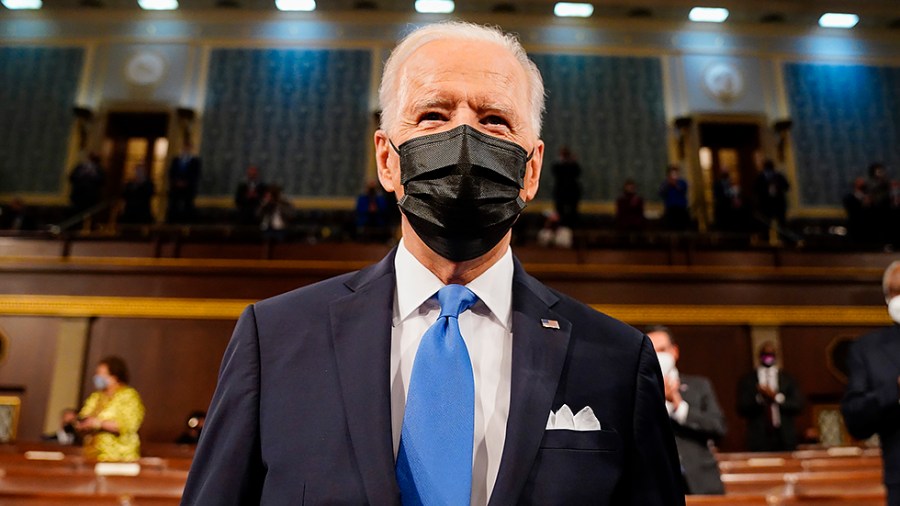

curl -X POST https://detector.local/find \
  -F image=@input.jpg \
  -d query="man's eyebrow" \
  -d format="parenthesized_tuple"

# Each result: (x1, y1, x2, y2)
(407, 96, 455, 111)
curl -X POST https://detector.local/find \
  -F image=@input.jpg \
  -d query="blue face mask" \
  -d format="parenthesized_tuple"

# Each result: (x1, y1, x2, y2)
(93, 375, 109, 390)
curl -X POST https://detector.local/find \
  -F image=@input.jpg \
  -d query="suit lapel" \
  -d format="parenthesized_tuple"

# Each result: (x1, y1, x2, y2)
(489, 259, 571, 505)
(329, 251, 400, 504)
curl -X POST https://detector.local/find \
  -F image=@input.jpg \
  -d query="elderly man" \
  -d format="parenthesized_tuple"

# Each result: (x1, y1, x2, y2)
(181, 22, 682, 506)
(842, 260, 900, 506)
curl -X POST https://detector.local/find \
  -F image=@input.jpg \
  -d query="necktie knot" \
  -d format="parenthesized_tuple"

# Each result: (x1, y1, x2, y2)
(437, 284, 478, 319)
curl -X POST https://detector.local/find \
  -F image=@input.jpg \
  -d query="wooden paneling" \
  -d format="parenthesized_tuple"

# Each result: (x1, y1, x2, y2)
(0, 317, 61, 441)
(80, 318, 235, 444)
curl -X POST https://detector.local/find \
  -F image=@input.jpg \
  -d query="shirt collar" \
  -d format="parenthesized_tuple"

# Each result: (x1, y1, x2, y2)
(393, 239, 514, 330)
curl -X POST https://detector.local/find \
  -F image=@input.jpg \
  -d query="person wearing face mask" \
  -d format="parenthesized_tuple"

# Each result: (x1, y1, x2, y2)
(76, 356, 145, 462)
(647, 326, 726, 496)
(842, 260, 900, 506)
(182, 21, 683, 506)
(737, 342, 803, 452)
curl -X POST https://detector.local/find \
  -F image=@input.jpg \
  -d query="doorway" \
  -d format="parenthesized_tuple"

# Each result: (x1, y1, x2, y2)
(697, 121, 763, 231)
(102, 112, 170, 223)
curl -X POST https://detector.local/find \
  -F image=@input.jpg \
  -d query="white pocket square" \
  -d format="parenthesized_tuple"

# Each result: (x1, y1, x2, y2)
(546, 404, 601, 431)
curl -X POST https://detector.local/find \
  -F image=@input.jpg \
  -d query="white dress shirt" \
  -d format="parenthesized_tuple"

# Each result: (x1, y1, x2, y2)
(390, 239, 513, 506)
(757, 366, 784, 427)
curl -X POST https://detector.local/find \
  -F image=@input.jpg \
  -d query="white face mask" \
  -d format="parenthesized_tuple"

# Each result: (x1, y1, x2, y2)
(888, 295, 900, 324)
(656, 351, 678, 379)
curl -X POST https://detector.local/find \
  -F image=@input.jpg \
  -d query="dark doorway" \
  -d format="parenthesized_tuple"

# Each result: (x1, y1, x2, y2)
(698, 121, 763, 231)
(103, 112, 170, 222)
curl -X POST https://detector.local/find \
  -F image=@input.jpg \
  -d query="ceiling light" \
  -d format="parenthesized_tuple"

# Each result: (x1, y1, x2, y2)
(689, 7, 729, 23)
(1, 0, 42, 9)
(138, 0, 177, 9)
(275, 0, 314, 10)
(415, 0, 453, 14)
(819, 13, 859, 29)
(554, 2, 593, 18)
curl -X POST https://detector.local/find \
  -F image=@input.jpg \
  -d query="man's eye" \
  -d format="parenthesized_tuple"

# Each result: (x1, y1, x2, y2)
(482, 115, 509, 127)
(419, 112, 445, 122)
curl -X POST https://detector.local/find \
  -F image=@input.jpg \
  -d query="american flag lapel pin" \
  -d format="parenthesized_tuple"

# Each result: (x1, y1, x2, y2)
(541, 319, 560, 329)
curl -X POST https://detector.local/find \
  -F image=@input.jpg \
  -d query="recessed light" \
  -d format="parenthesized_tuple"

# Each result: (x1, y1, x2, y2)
(554, 2, 593, 18)
(275, 0, 314, 10)
(1, 0, 42, 9)
(415, 0, 454, 14)
(138, 0, 177, 9)
(818, 13, 859, 29)
(689, 7, 729, 23)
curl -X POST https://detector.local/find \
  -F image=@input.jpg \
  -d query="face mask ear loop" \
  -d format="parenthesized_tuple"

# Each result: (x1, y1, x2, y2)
(389, 139, 401, 154)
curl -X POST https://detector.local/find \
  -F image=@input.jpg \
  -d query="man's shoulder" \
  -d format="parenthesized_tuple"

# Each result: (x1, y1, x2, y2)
(854, 325, 898, 350)
(255, 270, 360, 314)
(531, 280, 644, 346)
(254, 251, 395, 318)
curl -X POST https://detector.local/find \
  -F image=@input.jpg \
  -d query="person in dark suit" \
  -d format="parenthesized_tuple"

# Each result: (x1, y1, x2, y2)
(181, 22, 683, 506)
(647, 326, 726, 495)
(842, 260, 900, 506)
(737, 341, 803, 452)
(166, 143, 201, 224)
(234, 165, 266, 226)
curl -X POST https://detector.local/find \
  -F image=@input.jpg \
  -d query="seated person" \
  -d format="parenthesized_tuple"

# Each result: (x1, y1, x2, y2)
(176, 411, 206, 445)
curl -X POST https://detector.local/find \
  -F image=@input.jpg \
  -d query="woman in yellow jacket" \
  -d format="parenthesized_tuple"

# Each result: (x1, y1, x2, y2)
(77, 356, 145, 462)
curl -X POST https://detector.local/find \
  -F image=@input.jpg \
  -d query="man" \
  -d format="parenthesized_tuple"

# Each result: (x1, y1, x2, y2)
(753, 159, 790, 229)
(737, 341, 803, 452)
(550, 146, 582, 228)
(647, 326, 726, 495)
(659, 165, 690, 231)
(166, 143, 201, 224)
(842, 260, 900, 506)
(235, 165, 266, 225)
(182, 22, 683, 506)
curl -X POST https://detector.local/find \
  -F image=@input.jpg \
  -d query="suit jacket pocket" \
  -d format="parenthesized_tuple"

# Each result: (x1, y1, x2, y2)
(539, 428, 621, 452)
(520, 429, 624, 505)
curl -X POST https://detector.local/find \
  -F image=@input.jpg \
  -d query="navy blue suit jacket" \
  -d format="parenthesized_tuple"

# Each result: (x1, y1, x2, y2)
(181, 250, 684, 505)
(842, 324, 900, 485)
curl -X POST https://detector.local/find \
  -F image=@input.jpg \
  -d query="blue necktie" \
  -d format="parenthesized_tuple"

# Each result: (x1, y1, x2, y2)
(396, 284, 478, 506)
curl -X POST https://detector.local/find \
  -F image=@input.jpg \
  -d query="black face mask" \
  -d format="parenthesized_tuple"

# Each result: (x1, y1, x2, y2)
(391, 125, 532, 262)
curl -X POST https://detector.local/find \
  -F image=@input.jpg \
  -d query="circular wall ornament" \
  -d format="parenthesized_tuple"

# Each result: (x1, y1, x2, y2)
(702, 62, 744, 104)
(125, 51, 167, 87)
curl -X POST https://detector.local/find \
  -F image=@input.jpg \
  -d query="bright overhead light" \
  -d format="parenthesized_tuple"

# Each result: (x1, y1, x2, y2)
(554, 2, 593, 18)
(275, 0, 314, 10)
(689, 7, 729, 23)
(818, 12, 859, 28)
(415, 0, 454, 14)
(1, 0, 42, 9)
(138, 0, 177, 9)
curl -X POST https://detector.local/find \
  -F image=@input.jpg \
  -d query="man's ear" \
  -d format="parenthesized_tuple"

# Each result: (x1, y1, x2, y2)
(374, 130, 397, 193)
(522, 139, 544, 202)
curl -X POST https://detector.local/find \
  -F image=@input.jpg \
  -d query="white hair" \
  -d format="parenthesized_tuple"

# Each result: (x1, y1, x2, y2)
(884, 260, 900, 299)
(378, 21, 545, 137)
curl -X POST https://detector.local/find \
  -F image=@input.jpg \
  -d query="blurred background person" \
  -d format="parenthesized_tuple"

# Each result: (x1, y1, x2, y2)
(647, 326, 726, 495)
(166, 143, 201, 224)
(234, 165, 266, 226)
(659, 165, 690, 231)
(842, 261, 900, 506)
(753, 160, 790, 230)
(119, 163, 155, 225)
(77, 356, 145, 462)
(551, 146, 582, 229)
(68, 152, 106, 217)
(615, 178, 645, 232)
(258, 185, 294, 242)
(355, 180, 389, 241)
(737, 341, 804, 452)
